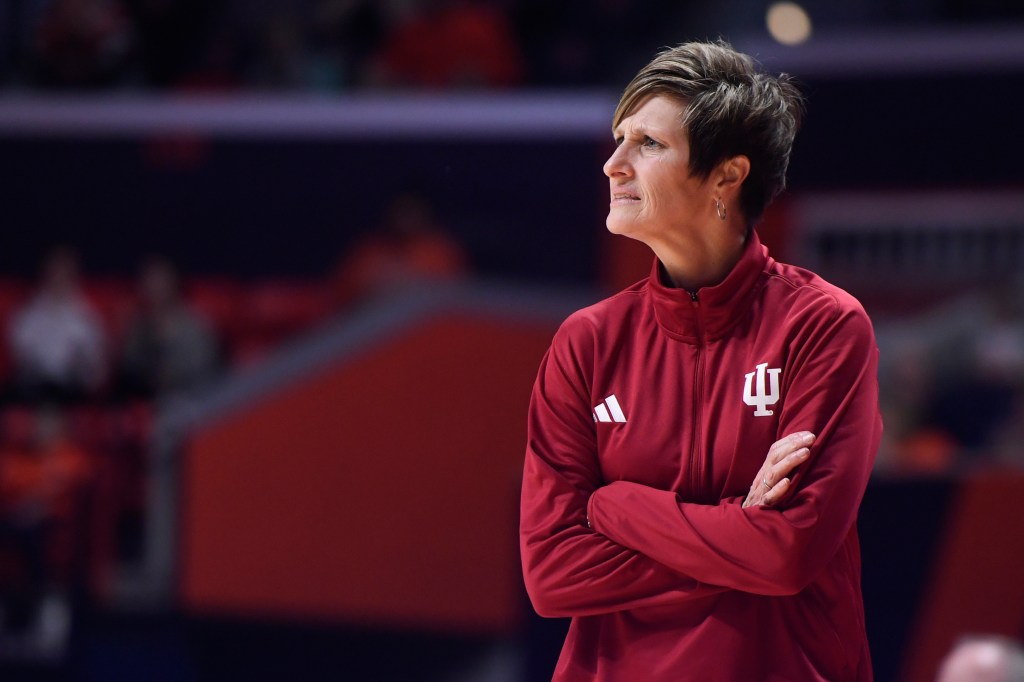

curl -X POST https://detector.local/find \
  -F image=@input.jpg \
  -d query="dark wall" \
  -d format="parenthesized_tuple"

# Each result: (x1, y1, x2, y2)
(1, 70, 1022, 281)
(0, 135, 607, 282)
(789, 71, 1024, 191)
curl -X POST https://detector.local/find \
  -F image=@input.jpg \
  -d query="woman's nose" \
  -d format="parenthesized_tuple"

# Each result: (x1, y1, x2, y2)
(603, 145, 630, 178)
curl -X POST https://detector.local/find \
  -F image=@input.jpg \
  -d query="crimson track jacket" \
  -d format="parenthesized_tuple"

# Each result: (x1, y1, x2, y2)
(520, 232, 882, 681)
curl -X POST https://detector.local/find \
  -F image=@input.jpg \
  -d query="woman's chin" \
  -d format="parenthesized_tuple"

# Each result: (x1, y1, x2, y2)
(606, 217, 632, 235)
(606, 217, 646, 240)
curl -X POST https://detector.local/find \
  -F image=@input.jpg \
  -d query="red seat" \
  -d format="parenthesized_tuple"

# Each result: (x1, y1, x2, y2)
(0, 279, 29, 385)
(83, 277, 136, 340)
(0, 278, 28, 318)
(237, 280, 331, 346)
(187, 277, 244, 341)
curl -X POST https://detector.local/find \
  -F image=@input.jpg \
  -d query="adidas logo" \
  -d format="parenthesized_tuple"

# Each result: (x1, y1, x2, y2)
(593, 394, 627, 423)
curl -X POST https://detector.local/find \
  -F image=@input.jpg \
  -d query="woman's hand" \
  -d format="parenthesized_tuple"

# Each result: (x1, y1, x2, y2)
(742, 431, 815, 508)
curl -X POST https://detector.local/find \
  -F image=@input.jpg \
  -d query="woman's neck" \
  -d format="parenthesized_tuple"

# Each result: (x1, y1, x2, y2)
(650, 228, 748, 291)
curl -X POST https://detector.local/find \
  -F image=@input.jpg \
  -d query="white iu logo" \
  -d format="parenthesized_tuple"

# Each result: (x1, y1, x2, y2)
(743, 362, 782, 416)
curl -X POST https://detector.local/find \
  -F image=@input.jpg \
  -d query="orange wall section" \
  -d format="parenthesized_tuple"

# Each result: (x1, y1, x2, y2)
(180, 313, 558, 634)
(899, 470, 1024, 682)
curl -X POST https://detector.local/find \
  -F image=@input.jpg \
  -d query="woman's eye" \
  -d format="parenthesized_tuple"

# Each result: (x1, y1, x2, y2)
(642, 136, 661, 149)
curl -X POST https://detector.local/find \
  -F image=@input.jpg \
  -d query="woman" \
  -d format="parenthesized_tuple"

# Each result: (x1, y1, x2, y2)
(520, 41, 882, 681)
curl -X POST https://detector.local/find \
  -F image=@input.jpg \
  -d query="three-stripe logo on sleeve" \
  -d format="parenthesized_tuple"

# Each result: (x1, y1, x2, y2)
(593, 394, 627, 423)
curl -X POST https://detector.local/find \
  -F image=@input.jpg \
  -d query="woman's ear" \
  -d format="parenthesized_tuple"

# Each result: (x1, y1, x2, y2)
(715, 155, 750, 196)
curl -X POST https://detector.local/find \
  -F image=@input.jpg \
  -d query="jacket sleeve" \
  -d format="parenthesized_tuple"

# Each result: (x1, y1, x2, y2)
(586, 304, 882, 596)
(520, 318, 725, 617)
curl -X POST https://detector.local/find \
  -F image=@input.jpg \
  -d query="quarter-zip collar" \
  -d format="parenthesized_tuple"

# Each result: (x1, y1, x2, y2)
(647, 231, 770, 344)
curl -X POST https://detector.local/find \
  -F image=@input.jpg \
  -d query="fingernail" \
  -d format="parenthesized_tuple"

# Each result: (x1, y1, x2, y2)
(802, 432, 815, 444)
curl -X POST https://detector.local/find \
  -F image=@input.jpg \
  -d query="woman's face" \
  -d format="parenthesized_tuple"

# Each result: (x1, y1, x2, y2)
(603, 95, 712, 243)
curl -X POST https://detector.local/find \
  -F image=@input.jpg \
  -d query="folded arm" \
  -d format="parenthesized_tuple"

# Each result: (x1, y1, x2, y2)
(520, 320, 726, 618)
(587, 307, 883, 596)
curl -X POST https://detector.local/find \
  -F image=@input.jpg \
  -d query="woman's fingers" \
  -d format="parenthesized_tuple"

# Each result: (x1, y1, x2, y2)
(767, 431, 815, 465)
(771, 447, 810, 483)
(762, 477, 790, 506)
(745, 432, 816, 509)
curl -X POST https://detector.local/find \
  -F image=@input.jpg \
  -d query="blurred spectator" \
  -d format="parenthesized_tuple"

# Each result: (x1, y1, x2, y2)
(936, 635, 1024, 682)
(30, 0, 133, 88)
(247, 1, 384, 91)
(873, 280, 1024, 473)
(874, 334, 956, 473)
(6, 247, 106, 405)
(7, 0, 1024, 92)
(513, 0, 628, 87)
(920, 284, 1024, 463)
(175, 22, 247, 92)
(123, 0, 223, 88)
(116, 257, 220, 401)
(0, 405, 91, 653)
(308, 0, 387, 89)
(332, 190, 468, 308)
(366, 0, 524, 88)
(247, 10, 318, 90)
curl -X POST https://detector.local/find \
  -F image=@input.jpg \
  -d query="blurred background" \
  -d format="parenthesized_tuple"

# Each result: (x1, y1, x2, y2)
(0, 0, 1023, 680)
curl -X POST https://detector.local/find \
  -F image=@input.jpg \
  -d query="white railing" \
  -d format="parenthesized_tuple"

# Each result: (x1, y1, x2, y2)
(0, 91, 618, 139)
(791, 190, 1024, 287)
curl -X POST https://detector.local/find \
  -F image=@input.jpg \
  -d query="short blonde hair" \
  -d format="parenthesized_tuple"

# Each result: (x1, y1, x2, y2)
(614, 41, 804, 226)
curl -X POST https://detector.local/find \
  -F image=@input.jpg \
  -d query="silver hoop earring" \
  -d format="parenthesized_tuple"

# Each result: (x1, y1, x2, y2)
(715, 198, 727, 221)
